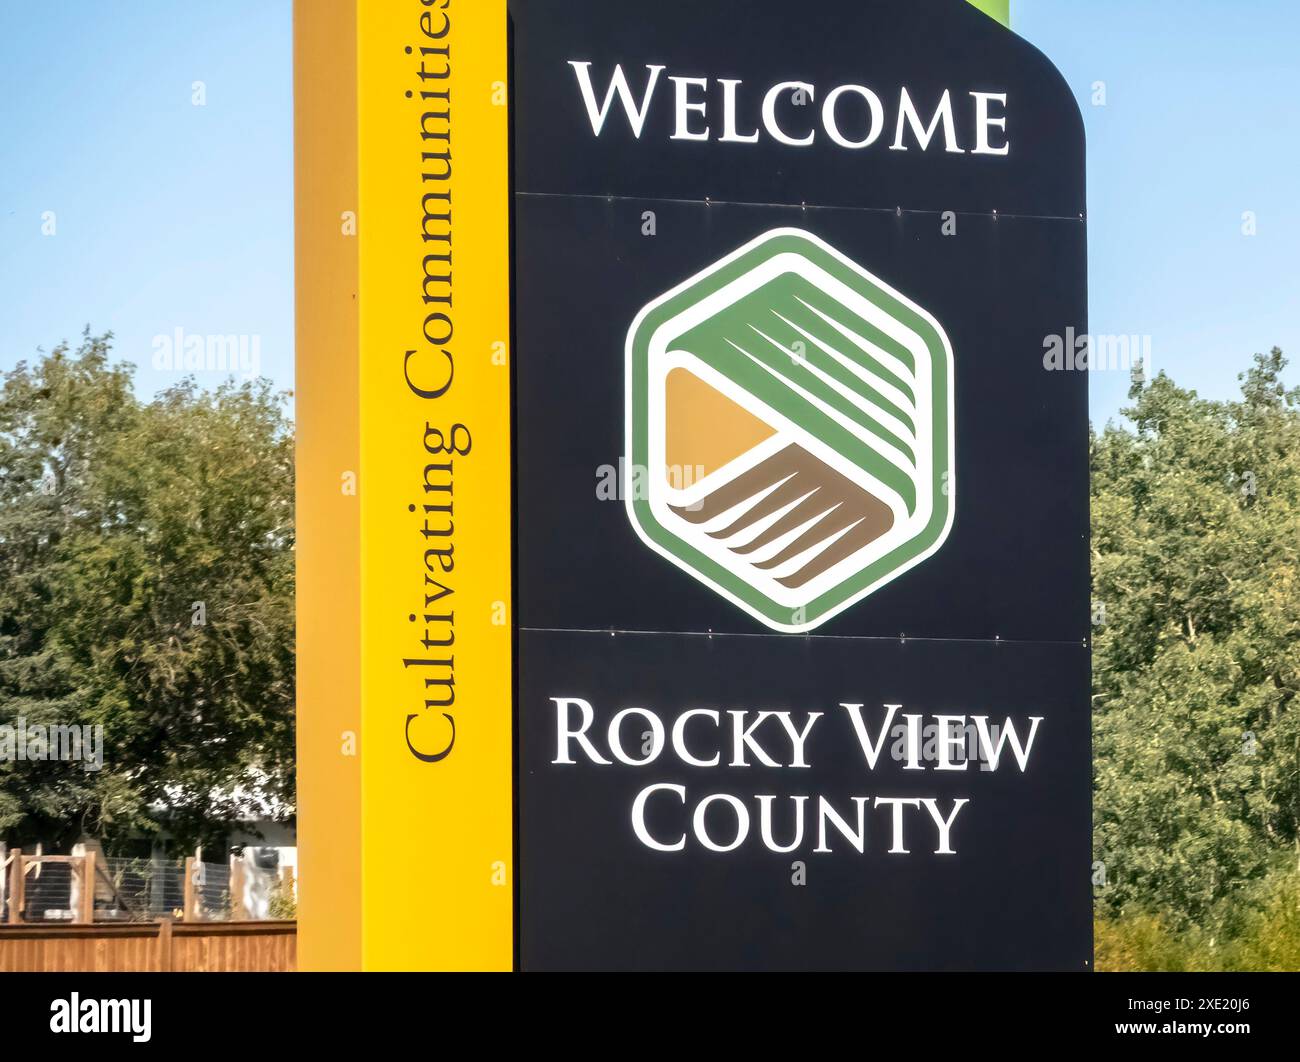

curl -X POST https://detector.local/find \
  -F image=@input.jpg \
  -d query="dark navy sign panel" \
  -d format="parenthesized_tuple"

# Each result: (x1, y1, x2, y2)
(514, 198, 1087, 643)
(511, 0, 1084, 217)
(519, 629, 1090, 972)
(510, 0, 1090, 970)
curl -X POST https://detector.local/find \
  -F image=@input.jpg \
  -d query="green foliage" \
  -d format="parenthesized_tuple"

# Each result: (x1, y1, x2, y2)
(1092, 347, 1300, 941)
(267, 876, 298, 921)
(1097, 866, 1300, 972)
(0, 332, 295, 851)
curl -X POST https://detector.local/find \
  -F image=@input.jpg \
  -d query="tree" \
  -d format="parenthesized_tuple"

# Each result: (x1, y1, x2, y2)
(0, 332, 295, 852)
(1092, 348, 1300, 925)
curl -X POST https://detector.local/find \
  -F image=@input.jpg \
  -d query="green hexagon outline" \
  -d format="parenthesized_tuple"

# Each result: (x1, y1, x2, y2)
(624, 228, 954, 632)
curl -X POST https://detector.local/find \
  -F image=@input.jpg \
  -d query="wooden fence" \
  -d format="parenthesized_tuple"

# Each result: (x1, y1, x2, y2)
(0, 919, 297, 972)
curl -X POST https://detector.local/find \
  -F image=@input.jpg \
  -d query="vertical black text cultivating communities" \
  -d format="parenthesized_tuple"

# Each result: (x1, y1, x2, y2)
(401, 0, 469, 765)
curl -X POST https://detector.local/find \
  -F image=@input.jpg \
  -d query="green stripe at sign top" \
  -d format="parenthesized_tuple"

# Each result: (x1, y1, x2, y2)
(966, 0, 1011, 28)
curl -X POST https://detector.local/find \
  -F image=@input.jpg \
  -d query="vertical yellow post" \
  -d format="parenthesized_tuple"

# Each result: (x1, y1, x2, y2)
(293, 0, 363, 971)
(355, 0, 513, 972)
(296, 0, 514, 970)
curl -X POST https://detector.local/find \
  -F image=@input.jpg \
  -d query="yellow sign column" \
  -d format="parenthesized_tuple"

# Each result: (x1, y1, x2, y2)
(355, 0, 513, 971)
(294, 0, 362, 972)
(296, 0, 513, 970)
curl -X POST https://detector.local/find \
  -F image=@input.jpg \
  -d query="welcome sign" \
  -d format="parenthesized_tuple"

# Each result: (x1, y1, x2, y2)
(296, 0, 1089, 971)
(513, 0, 1089, 971)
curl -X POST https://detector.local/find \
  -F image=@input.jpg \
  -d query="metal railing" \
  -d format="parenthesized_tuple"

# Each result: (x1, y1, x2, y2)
(2, 850, 294, 924)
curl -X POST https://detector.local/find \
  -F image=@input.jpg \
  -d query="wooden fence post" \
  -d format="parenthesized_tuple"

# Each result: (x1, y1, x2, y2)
(183, 856, 197, 922)
(77, 851, 96, 924)
(7, 850, 22, 924)
(230, 857, 248, 920)
(156, 917, 174, 971)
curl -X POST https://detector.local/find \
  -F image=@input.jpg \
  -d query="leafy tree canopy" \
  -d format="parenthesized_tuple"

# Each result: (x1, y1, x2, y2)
(1093, 348, 1300, 924)
(0, 332, 294, 852)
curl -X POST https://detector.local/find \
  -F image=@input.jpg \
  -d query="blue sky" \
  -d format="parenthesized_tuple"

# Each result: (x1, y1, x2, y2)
(0, 1, 294, 397)
(1016, 0, 1300, 424)
(0, 0, 1296, 424)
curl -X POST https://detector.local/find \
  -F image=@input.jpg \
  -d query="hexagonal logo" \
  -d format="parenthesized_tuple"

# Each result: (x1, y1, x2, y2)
(624, 228, 955, 632)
